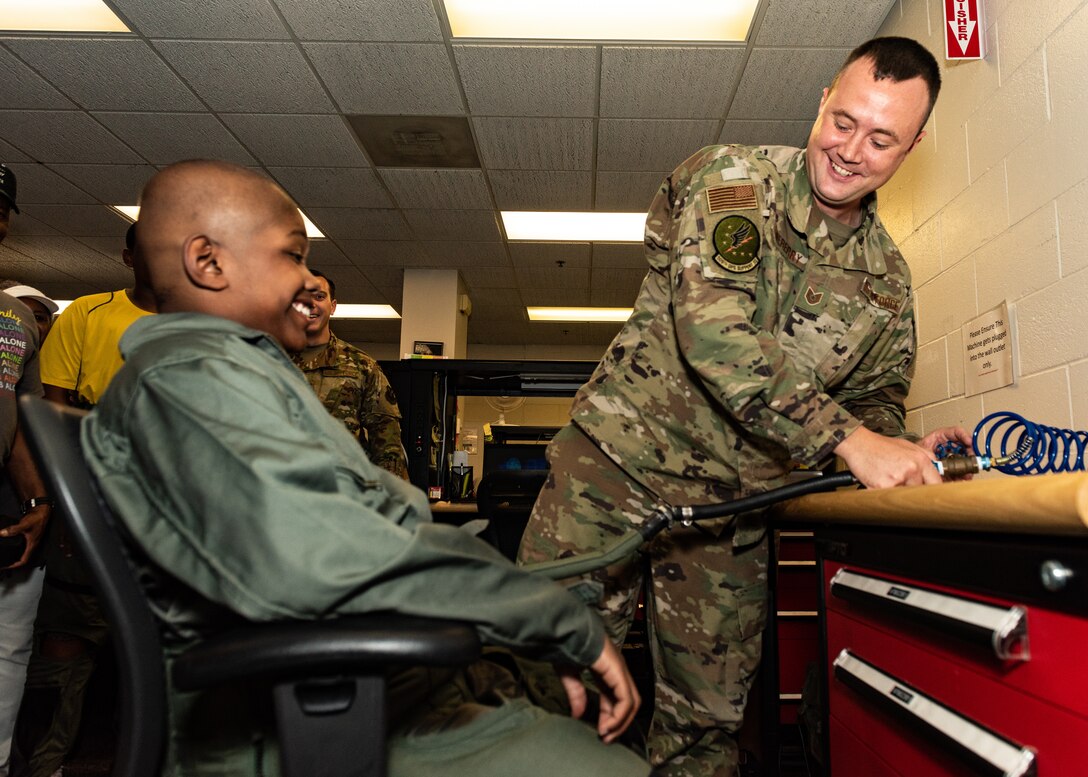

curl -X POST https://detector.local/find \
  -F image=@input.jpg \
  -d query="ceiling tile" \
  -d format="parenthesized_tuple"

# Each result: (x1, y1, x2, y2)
(8, 213, 60, 237)
(0, 111, 141, 164)
(306, 240, 352, 267)
(274, 0, 443, 41)
(593, 244, 645, 268)
(489, 170, 592, 210)
(473, 118, 594, 170)
(601, 47, 745, 119)
(339, 240, 423, 268)
(455, 45, 597, 117)
(718, 120, 812, 147)
(304, 208, 411, 240)
(332, 319, 402, 343)
(467, 289, 525, 309)
(597, 119, 718, 171)
(419, 241, 508, 267)
(729, 48, 848, 119)
(360, 265, 404, 290)
(93, 112, 257, 166)
(11, 164, 96, 204)
(403, 209, 501, 242)
(30, 204, 129, 236)
(520, 286, 590, 306)
(0, 138, 32, 162)
(305, 43, 463, 115)
(221, 114, 369, 167)
(268, 167, 390, 209)
(8, 235, 118, 272)
(755, 0, 897, 46)
(47, 164, 159, 204)
(460, 266, 517, 289)
(594, 171, 665, 211)
(154, 41, 334, 113)
(379, 169, 492, 209)
(6, 38, 203, 112)
(109, 0, 288, 39)
(0, 44, 76, 109)
(516, 265, 590, 293)
(75, 235, 129, 258)
(509, 243, 591, 269)
(592, 267, 646, 294)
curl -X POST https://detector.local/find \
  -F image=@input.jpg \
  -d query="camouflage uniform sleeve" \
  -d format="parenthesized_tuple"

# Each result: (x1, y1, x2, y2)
(359, 357, 410, 480)
(651, 149, 862, 467)
(830, 288, 916, 439)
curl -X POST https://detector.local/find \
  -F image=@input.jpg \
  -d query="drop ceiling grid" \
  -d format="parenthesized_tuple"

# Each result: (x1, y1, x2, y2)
(0, 0, 898, 348)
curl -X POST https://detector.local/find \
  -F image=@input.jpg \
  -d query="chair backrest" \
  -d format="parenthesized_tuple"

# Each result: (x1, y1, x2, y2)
(18, 394, 166, 777)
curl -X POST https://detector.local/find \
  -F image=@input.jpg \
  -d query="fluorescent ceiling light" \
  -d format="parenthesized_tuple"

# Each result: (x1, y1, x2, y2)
(110, 205, 326, 239)
(332, 305, 401, 320)
(0, 0, 130, 32)
(52, 300, 73, 315)
(444, 0, 758, 41)
(502, 211, 644, 242)
(528, 307, 632, 323)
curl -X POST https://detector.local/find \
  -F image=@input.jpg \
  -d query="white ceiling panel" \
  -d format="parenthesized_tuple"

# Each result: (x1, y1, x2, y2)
(8, 214, 60, 237)
(7, 38, 203, 112)
(29, 204, 129, 236)
(719, 120, 812, 147)
(305, 240, 352, 266)
(593, 244, 646, 268)
(304, 208, 411, 240)
(419, 241, 508, 267)
(11, 235, 118, 271)
(0, 111, 141, 163)
(93, 112, 257, 166)
(516, 265, 590, 291)
(268, 167, 390, 209)
(0, 45, 77, 109)
(379, 169, 492, 209)
(455, 45, 597, 117)
(509, 243, 591, 269)
(274, 0, 444, 41)
(0, 138, 32, 162)
(339, 240, 423, 268)
(74, 235, 129, 258)
(521, 286, 591, 306)
(460, 266, 517, 289)
(601, 47, 746, 119)
(47, 164, 159, 204)
(11, 164, 96, 204)
(109, 0, 289, 39)
(404, 209, 501, 242)
(729, 48, 849, 119)
(489, 170, 592, 210)
(473, 117, 594, 170)
(592, 266, 646, 291)
(597, 119, 719, 171)
(359, 265, 404, 290)
(594, 170, 665, 211)
(153, 41, 334, 113)
(756, 0, 898, 46)
(304, 43, 463, 115)
(221, 114, 368, 168)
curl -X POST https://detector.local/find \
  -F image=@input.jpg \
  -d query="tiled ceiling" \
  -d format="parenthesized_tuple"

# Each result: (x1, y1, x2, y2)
(1, 0, 896, 348)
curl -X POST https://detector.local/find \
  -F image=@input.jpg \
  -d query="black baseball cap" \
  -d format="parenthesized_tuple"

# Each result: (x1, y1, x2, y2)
(0, 164, 19, 213)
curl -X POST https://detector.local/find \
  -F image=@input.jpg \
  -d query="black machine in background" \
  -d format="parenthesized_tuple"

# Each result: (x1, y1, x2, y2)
(380, 359, 596, 499)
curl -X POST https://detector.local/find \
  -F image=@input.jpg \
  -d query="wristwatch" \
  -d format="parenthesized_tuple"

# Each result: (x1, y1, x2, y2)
(20, 496, 54, 514)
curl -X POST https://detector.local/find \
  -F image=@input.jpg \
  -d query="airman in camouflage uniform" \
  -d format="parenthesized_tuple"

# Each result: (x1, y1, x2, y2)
(518, 38, 960, 776)
(291, 270, 409, 480)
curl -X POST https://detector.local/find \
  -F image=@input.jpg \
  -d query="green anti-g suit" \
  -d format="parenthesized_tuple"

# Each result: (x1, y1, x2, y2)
(519, 144, 916, 776)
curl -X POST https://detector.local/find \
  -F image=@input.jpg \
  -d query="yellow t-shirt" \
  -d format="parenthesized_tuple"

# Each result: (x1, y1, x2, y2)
(40, 290, 152, 406)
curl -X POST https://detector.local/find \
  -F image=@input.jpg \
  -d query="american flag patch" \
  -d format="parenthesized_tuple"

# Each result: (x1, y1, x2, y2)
(706, 184, 757, 213)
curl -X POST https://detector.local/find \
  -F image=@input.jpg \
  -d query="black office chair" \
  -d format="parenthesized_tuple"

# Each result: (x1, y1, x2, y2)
(18, 395, 481, 777)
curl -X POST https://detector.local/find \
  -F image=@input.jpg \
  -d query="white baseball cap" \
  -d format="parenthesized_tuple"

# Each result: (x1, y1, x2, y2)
(5, 285, 59, 315)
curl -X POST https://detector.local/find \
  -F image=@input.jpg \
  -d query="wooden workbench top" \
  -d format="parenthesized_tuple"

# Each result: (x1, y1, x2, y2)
(773, 471, 1088, 536)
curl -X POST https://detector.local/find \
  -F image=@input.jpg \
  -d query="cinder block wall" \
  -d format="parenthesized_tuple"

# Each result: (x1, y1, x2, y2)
(878, 0, 1088, 439)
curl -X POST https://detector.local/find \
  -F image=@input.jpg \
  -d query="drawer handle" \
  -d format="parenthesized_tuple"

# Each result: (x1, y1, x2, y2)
(830, 568, 1029, 661)
(833, 649, 1036, 777)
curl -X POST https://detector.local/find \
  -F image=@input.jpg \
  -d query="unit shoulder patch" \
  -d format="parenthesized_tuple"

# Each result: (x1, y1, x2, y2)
(712, 215, 761, 273)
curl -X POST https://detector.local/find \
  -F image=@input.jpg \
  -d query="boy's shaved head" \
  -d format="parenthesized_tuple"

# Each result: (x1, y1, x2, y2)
(137, 159, 318, 350)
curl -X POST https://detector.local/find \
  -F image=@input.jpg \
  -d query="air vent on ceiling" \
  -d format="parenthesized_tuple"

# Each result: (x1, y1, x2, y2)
(348, 115, 480, 168)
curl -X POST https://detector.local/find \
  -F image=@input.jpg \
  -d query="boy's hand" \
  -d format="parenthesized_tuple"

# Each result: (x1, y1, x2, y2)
(559, 639, 640, 743)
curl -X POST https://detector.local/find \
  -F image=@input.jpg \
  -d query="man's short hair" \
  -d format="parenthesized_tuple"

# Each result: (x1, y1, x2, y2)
(309, 268, 335, 300)
(834, 36, 942, 131)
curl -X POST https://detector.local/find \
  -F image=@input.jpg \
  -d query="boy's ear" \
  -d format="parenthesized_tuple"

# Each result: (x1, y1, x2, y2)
(182, 235, 228, 290)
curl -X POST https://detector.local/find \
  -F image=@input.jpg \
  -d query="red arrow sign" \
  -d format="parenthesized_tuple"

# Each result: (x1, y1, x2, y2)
(945, 0, 984, 59)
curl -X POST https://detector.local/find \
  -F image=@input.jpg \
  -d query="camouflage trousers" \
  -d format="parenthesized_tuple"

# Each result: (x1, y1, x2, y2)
(518, 424, 768, 777)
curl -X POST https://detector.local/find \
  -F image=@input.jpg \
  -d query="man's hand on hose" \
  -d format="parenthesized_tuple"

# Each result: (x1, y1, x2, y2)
(559, 638, 640, 743)
(835, 425, 945, 488)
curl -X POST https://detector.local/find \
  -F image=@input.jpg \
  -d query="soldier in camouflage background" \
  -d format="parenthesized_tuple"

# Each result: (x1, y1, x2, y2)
(292, 269, 409, 479)
(518, 38, 972, 776)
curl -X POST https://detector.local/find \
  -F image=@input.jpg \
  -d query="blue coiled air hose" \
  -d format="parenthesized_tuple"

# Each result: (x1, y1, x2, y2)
(972, 411, 1088, 475)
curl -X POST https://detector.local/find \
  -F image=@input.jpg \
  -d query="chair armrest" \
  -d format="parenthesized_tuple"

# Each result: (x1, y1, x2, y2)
(172, 614, 480, 691)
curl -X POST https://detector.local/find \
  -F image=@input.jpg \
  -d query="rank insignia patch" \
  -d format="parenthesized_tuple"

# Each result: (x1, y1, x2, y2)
(712, 215, 760, 273)
(706, 184, 758, 213)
